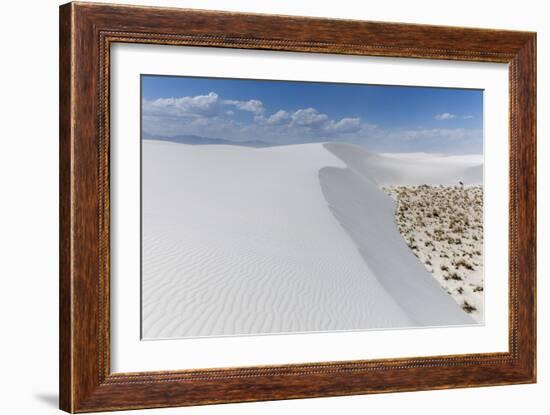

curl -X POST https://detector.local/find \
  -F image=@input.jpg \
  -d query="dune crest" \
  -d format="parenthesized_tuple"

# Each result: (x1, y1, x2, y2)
(323, 142, 482, 186)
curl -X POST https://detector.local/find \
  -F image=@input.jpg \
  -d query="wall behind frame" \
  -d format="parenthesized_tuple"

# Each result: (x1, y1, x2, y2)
(0, 0, 546, 414)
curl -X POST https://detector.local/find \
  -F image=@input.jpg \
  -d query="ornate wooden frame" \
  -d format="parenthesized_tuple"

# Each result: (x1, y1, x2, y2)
(59, 2, 536, 412)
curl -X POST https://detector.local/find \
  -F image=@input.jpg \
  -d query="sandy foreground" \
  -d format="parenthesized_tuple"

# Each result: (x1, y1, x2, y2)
(142, 140, 482, 339)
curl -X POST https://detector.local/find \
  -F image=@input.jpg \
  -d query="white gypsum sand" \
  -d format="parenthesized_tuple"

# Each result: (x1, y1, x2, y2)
(142, 140, 481, 339)
(382, 185, 484, 322)
(323, 145, 484, 322)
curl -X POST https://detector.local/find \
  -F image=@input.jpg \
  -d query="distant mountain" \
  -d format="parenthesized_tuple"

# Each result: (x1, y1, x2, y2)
(142, 132, 273, 148)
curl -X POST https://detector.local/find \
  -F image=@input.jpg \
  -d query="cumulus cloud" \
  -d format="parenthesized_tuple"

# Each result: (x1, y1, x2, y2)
(291, 108, 330, 127)
(324, 117, 362, 134)
(434, 112, 456, 120)
(253, 107, 365, 140)
(143, 92, 221, 118)
(143, 92, 265, 119)
(223, 98, 264, 114)
(255, 110, 292, 126)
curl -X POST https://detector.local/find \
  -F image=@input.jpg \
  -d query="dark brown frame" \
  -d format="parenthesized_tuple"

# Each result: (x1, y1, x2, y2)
(59, 2, 536, 413)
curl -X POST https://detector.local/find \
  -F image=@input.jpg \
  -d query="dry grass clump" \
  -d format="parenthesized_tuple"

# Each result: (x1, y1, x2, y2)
(383, 185, 484, 321)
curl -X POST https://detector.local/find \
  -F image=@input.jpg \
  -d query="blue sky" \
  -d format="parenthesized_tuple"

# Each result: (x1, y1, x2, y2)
(142, 75, 483, 154)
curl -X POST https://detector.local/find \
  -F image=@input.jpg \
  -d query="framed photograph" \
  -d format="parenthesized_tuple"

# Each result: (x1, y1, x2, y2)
(59, 2, 536, 412)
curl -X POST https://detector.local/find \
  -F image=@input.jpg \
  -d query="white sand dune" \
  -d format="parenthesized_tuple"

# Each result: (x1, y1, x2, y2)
(327, 143, 482, 186)
(142, 141, 480, 339)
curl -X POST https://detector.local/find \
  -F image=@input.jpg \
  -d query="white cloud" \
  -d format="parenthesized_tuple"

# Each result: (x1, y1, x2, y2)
(291, 108, 329, 127)
(143, 92, 221, 118)
(143, 92, 265, 119)
(260, 107, 364, 136)
(434, 112, 456, 120)
(253, 108, 367, 141)
(463, 115, 474, 119)
(223, 99, 264, 114)
(255, 110, 291, 126)
(324, 117, 362, 134)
